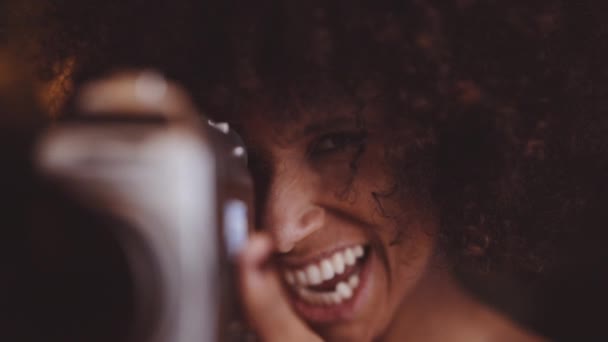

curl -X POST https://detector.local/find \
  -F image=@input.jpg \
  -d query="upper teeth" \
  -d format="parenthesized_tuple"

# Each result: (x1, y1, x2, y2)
(283, 244, 366, 289)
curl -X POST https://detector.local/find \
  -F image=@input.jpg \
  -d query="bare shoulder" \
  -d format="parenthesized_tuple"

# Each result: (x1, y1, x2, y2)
(472, 300, 549, 342)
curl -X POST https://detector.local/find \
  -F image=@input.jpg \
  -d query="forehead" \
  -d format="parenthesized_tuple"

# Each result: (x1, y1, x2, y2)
(216, 75, 394, 146)
(243, 116, 356, 148)
(232, 86, 369, 144)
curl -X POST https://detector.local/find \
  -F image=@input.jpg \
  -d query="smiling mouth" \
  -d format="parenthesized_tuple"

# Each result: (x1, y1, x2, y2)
(281, 244, 371, 310)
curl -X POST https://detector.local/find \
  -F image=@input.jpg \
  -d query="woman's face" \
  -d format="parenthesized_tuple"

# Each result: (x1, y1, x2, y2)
(238, 106, 439, 341)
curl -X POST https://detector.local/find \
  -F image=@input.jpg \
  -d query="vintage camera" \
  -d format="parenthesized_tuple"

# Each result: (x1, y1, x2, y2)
(34, 71, 254, 342)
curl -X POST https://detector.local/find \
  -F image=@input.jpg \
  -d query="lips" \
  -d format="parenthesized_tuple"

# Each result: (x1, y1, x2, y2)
(281, 244, 370, 311)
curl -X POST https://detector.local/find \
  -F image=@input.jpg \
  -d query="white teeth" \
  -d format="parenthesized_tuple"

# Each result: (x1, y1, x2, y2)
(348, 274, 359, 288)
(298, 288, 314, 304)
(299, 287, 330, 305)
(296, 270, 308, 286)
(353, 245, 364, 258)
(293, 272, 362, 306)
(284, 244, 368, 304)
(306, 264, 322, 285)
(332, 252, 346, 274)
(322, 293, 334, 305)
(330, 292, 342, 304)
(286, 244, 367, 285)
(344, 248, 356, 266)
(320, 259, 335, 281)
(297, 287, 308, 298)
(336, 282, 353, 299)
(285, 271, 296, 285)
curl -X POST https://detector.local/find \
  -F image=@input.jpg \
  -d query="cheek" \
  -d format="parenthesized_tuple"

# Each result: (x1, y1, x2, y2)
(391, 227, 437, 277)
(312, 160, 368, 206)
(356, 142, 394, 190)
(359, 173, 439, 300)
(316, 158, 354, 187)
(355, 220, 436, 336)
(378, 224, 437, 314)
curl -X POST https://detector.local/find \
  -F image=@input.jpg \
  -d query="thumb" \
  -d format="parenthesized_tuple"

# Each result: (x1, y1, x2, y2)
(237, 233, 322, 342)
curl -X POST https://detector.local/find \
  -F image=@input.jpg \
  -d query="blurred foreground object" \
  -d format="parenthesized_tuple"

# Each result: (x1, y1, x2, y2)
(5, 70, 253, 342)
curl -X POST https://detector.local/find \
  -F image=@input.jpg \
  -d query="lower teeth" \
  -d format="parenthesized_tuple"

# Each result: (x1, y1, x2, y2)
(296, 273, 360, 305)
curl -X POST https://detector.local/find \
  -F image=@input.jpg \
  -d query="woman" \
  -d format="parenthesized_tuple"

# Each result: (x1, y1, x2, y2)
(234, 99, 546, 341)
(193, 3, 553, 340)
(25, 0, 606, 341)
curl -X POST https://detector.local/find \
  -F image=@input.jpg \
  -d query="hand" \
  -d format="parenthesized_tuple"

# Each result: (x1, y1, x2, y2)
(237, 233, 323, 342)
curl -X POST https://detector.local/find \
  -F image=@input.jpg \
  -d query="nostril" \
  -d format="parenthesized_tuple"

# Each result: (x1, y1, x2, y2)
(299, 207, 324, 232)
(273, 207, 325, 253)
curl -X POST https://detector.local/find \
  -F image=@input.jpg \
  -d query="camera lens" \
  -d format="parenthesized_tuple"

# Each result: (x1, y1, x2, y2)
(3, 168, 165, 342)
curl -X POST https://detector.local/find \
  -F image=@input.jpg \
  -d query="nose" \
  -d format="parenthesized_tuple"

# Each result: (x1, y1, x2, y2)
(262, 160, 325, 253)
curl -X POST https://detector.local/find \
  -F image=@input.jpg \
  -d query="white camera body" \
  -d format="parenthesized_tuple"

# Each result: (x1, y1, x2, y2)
(36, 72, 253, 342)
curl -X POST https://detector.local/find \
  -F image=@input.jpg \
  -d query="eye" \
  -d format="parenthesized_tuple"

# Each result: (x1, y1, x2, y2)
(309, 131, 367, 157)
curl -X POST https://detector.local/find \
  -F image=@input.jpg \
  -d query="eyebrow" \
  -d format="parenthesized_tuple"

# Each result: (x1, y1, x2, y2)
(298, 117, 358, 139)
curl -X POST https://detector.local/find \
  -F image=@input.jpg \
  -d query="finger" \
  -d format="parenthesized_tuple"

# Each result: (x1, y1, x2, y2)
(238, 233, 274, 273)
(237, 233, 322, 342)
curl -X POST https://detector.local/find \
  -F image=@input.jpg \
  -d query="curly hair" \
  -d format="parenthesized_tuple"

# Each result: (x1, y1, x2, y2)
(14, 0, 608, 296)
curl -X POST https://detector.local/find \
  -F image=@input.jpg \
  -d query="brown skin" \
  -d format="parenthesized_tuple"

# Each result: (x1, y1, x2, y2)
(237, 109, 545, 342)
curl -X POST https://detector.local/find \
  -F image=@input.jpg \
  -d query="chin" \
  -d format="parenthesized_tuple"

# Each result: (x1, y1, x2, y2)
(314, 322, 377, 342)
